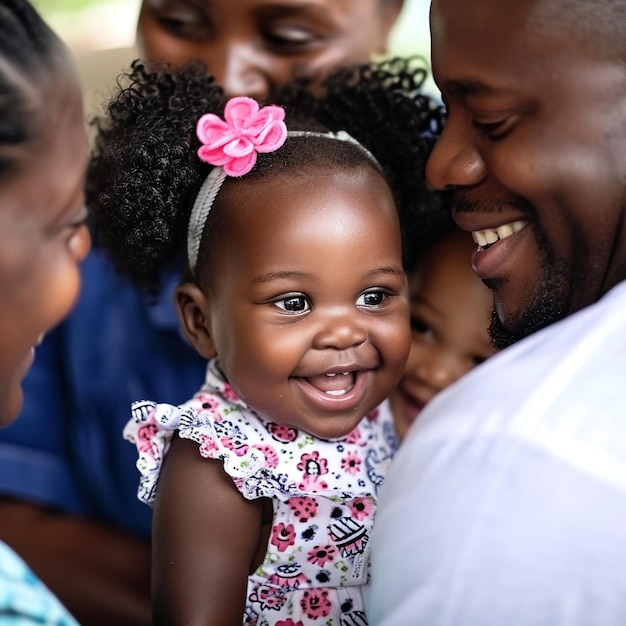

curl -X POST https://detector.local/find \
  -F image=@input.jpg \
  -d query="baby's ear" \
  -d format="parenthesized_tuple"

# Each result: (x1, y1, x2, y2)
(175, 282, 217, 359)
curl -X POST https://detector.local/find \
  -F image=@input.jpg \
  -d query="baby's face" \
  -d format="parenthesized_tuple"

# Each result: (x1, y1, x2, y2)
(390, 229, 496, 441)
(137, 0, 402, 100)
(183, 164, 410, 440)
(0, 73, 90, 425)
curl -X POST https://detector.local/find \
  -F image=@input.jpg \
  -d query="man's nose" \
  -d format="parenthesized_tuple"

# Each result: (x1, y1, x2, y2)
(426, 115, 487, 190)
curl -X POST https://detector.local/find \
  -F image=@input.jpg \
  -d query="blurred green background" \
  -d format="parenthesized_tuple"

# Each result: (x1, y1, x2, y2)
(33, 0, 435, 95)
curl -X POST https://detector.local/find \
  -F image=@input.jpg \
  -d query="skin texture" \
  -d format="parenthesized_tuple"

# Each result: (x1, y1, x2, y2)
(137, 0, 404, 100)
(0, 76, 90, 426)
(0, 3, 404, 624)
(390, 228, 495, 441)
(426, 0, 626, 349)
(156, 165, 410, 623)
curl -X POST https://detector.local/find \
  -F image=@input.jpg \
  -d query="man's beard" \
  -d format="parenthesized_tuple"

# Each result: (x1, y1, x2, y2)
(487, 255, 572, 350)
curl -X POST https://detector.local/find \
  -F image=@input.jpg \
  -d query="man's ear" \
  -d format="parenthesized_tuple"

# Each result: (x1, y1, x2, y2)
(175, 282, 217, 360)
(376, 0, 405, 55)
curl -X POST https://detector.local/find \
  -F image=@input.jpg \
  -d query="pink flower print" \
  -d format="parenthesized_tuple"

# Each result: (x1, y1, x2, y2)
(198, 435, 219, 458)
(307, 544, 338, 567)
(221, 382, 240, 402)
(197, 393, 219, 412)
(253, 444, 279, 468)
(297, 452, 328, 476)
(344, 427, 366, 446)
(300, 588, 332, 619)
(271, 522, 296, 552)
(276, 621, 304, 626)
(288, 497, 318, 523)
(248, 583, 288, 611)
(222, 436, 249, 457)
(267, 422, 298, 442)
(349, 497, 373, 521)
(135, 422, 159, 456)
(341, 451, 362, 476)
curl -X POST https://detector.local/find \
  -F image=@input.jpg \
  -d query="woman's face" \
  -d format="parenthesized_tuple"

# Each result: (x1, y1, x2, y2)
(0, 75, 91, 425)
(137, 0, 403, 100)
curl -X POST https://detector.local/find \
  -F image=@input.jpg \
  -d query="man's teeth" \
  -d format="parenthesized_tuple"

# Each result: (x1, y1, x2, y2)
(472, 220, 527, 248)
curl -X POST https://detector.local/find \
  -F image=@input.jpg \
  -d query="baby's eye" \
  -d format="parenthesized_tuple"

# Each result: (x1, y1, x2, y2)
(357, 290, 387, 308)
(274, 294, 310, 314)
(410, 315, 432, 337)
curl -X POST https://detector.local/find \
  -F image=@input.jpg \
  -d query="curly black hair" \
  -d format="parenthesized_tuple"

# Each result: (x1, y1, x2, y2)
(87, 56, 449, 295)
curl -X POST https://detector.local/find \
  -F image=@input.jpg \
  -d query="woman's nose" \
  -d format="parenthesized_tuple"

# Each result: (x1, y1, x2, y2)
(426, 116, 487, 190)
(214, 42, 271, 101)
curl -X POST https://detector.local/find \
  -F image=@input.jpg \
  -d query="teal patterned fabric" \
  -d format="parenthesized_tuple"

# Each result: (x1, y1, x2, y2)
(0, 542, 78, 625)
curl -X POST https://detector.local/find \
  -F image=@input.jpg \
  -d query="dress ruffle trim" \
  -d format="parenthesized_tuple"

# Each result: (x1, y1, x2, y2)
(124, 399, 305, 505)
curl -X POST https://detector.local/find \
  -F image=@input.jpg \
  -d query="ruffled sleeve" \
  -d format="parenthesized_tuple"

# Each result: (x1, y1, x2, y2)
(123, 400, 195, 505)
(124, 394, 300, 505)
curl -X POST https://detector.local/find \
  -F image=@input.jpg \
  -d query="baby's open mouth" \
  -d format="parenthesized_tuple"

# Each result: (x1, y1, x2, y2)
(305, 371, 356, 397)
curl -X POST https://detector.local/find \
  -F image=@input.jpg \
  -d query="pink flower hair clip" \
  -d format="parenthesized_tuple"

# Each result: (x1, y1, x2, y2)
(196, 96, 288, 176)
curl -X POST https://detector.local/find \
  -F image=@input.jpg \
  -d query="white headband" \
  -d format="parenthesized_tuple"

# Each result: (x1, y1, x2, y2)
(186, 130, 382, 274)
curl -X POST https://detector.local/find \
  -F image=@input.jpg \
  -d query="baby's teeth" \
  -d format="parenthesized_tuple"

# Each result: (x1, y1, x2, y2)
(326, 389, 348, 396)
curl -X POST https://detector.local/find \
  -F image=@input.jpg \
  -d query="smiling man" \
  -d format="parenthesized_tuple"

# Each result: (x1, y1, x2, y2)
(369, 0, 626, 624)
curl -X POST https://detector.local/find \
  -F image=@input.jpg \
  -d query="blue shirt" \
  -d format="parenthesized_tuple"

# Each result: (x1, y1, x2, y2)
(0, 250, 207, 536)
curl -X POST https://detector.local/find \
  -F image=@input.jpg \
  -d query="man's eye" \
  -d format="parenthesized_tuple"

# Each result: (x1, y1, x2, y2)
(357, 290, 386, 308)
(274, 295, 310, 313)
(471, 118, 509, 139)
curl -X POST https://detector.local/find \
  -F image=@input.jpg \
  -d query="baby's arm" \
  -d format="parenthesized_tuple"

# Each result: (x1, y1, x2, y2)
(152, 434, 266, 625)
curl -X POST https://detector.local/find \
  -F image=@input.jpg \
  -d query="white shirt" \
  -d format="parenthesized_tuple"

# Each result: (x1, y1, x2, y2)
(369, 280, 626, 625)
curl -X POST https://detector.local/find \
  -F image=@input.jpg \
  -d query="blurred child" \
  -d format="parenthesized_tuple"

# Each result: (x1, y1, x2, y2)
(389, 226, 497, 441)
(86, 59, 442, 624)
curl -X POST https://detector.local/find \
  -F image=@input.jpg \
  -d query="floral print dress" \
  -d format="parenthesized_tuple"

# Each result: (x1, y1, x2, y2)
(124, 359, 398, 625)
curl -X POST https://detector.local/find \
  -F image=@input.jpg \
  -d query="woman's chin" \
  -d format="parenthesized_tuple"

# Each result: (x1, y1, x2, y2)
(0, 349, 35, 427)
(0, 384, 24, 427)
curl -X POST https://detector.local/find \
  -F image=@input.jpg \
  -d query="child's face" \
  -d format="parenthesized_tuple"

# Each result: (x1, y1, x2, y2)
(390, 229, 496, 441)
(181, 165, 410, 440)
(137, 0, 402, 100)
(0, 76, 91, 425)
